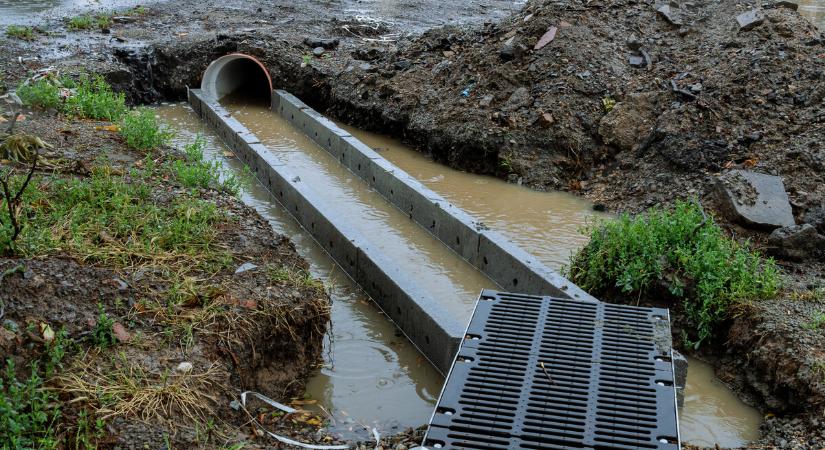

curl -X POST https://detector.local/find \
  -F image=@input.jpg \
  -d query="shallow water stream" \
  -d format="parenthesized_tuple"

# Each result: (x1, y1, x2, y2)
(155, 101, 763, 446)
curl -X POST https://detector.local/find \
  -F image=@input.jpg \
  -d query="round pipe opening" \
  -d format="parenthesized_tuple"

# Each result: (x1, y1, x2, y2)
(201, 53, 273, 104)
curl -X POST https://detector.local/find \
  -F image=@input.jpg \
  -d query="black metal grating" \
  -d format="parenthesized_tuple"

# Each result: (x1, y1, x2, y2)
(424, 290, 679, 450)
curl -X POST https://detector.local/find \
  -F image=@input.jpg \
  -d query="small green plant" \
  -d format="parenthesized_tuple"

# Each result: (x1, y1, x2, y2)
(92, 303, 116, 348)
(67, 14, 112, 31)
(602, 96, 616, 112)
(119, 108, 173, 150)
(301, 54, 312, 67)
(0, 352, 64, 449)
(72, 409, 105, 449)
(64, 74, 126, 121)
(566, 201, 780, 347)
(6, 25, 35, 40)
(803, 312, 825, 330)
(16, 78, 62, 110)
(170, 136, 244, 195)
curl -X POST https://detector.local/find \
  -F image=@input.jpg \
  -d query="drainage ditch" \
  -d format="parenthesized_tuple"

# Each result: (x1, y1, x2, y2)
(154, 93, 763, 445)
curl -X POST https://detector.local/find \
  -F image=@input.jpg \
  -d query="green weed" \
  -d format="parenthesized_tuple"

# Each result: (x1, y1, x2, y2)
(0, 332, 67, 449)
(72, 409, 105, 450)
(170, 136, 244, 195)
(803, 312, 825, 331)
(6, 25, 35, 40)
(566, 200, 780, 347)
(92, 303, 116, 348)
(64, 74, 126, 121)
(5, 167, 232, 276)
(67, 14, 112, 31)
(119, 108, 173, 150)
(16, 78, 62, 110)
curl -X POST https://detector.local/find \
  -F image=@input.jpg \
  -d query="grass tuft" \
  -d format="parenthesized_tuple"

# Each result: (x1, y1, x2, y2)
(566, 200, 780, 347)
(16, 78, 62, 110)
(119, 108, 173, 150)
(170, 136, 244, 195)
(6, 25, 35, 40)
(64, 74, 126, 121)
(67, 14, 112, 31)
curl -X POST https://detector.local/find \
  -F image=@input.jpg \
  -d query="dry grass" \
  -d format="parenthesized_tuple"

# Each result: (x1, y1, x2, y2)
(55, 351, 228, 426)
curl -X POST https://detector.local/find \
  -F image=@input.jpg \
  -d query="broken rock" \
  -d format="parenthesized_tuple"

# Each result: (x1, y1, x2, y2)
(656, 4, 683, 26)
(767, 224, 825, 261)
(716, 170, 794, 229)
(499, 36, 526, 61)
(736, 10, 764, 31)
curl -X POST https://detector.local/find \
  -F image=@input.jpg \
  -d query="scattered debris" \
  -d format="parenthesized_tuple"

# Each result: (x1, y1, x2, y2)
(533, 26, 557, 50)
(235, 262, 258, 274)
(655, 3, 683, 26)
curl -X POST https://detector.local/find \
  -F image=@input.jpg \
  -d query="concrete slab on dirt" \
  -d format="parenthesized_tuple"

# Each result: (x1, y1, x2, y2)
(717, 170, 794, 229)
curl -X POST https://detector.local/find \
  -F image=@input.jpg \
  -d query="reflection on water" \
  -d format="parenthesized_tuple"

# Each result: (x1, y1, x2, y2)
(680, 356, 763, 447)
(800, 0, 825, 28)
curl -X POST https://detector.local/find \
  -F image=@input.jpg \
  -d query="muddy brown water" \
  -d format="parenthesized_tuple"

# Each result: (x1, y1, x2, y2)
(154, 101, 763, 445)
(800, 0, 825, 28)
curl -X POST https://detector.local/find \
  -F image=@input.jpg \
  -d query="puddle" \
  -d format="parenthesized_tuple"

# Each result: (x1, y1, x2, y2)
(800, 0, 825, 28)
(0, 0, 160, 25)
(680, 356, 763, 447)
(156, 101, 763, 446)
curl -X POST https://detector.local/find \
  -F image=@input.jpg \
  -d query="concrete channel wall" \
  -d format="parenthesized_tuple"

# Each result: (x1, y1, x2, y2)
(188, 88, 463, 374)
(271, 90, 596, 302)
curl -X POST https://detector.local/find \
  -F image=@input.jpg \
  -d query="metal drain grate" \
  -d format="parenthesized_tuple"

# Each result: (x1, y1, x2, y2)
(423, 290, 679, 450)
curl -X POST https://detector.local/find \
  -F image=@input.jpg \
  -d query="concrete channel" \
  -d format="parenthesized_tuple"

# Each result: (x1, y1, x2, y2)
(190, 53, 612, 375)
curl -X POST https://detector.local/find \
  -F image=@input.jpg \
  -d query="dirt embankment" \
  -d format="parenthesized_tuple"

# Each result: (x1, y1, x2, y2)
(0, 108, 331, 447)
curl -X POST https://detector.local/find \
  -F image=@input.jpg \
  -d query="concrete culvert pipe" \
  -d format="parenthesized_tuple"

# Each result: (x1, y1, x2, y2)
(201, 53, 273, 102)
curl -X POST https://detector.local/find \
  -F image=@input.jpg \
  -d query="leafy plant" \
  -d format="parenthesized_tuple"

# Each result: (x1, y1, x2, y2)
(170, 136, 244, 195)
(566, 200, 780, 347)
(64, 74, 126, 121)
(6, 25, 35, 40)
(67, 14, 112, 31)
(92, 303, 116, 348)
(0, 332, 68, 450)
(72, 409, 104, 449)
(16, 78, 62, 110)
(119, 108, 173, 150)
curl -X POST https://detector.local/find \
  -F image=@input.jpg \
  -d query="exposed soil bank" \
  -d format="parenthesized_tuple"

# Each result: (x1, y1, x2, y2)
(0, 110, 331, 447)
(1, 0, 824, 447)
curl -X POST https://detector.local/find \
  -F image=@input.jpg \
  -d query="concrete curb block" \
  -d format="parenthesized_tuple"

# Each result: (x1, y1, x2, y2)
(189, 88, 462, 374)
(271, 89, 596, 302)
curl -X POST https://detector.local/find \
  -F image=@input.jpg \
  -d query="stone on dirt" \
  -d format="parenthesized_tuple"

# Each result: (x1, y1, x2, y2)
(716, 170, 794, 229)
(303, 37, 339, 49)
(768, 224, 825, 261)
(313, 46, 325, 57)
(175, 361, 194, 373)
(736, 10, 765, 31)
(655, 3, 683, 26)
(499, 36, 525, 61)
(533, 26, 557, 50)
(628, 54, 645, 68)
(235, 262, 258, 274)
(598, 92, 659, 151)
